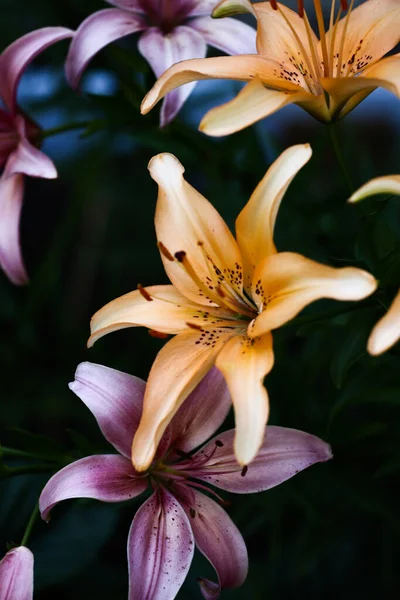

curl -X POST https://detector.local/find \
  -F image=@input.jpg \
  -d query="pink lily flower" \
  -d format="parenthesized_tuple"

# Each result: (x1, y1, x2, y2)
(39, 361, 332, 599)
(65, 0, 256, 126)
(0, 27, 73, 285)
(0, 546, 34, 600)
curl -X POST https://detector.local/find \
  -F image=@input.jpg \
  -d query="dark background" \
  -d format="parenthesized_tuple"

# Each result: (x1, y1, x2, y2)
(1, 1, 400, 598)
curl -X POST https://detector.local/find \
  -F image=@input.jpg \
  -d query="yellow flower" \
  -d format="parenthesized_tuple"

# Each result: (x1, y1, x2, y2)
(141, 0, 400, 135)
(350, 174, 400, 355)
(89, 145, 376, 471)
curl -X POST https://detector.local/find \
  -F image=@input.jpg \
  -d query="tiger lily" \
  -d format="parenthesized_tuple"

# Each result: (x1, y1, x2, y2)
(350, 174, 400, 355)
(39, 361, 332, 600)
(65, 0, 256, 126)
(0, 546, 34, 600)
(141, 0, 400, 135)
(88, 144, 376, 470)
(0, 27, 73, 285)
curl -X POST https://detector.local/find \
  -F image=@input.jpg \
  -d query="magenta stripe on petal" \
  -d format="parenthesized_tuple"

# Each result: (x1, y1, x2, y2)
(0, 172, 28, 286)
(0, 546, 34, 600)
(127, 488, 194, 600)
(138, 25, 206, 126)
(69, 362, 146, 459)
(185, 489, 248, 598)
(65, 9, 146, 89)
(39, 455, 146, 521)
(0, 27, 73, 112)
(192, 426, 332, 493)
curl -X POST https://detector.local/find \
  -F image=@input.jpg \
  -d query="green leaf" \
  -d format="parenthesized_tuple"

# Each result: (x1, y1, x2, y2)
(330, 310, 377, 389)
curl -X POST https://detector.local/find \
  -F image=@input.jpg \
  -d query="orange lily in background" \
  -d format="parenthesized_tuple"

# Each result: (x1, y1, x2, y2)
(141, 0, 400, 135)
(350, 175, 400, 356)
(89, 145, 377, 471)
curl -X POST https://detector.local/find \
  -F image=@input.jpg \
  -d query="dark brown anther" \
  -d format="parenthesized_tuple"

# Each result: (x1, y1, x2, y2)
(215, 440, 224, 447)
(158, 241, 174, 261)
(138, 283, 153, 302)
(340, 0, 348, 9)
(270, 0, 278, 9)
(297, 0, 304, 17)
(189, 507, 196, 518)
(241, 465, 248, 477)
(148, 329, 169, 339)
(175, 250, 186, 263)
(186, 322, 203, 331)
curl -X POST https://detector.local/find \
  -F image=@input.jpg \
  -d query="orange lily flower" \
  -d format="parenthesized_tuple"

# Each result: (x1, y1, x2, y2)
(141, 0, 400, 135)
(89, 145, 377, 471)
(350, 174, 400, 355)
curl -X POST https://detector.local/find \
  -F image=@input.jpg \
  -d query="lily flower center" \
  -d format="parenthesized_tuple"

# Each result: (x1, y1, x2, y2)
(140, 0, 193, 34)
(270, 0, 363, 94)
(147, 439, 241, 511)
(172, 242, 258, 320)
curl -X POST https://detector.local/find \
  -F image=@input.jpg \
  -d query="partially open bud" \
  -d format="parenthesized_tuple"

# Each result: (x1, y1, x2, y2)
(0, 546, 34, 600)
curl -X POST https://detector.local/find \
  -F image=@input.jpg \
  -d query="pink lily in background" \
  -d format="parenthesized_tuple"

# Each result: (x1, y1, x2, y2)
(39, 361, 332, 600)
(65, 0, 256, 126)
(0, 546, 34, 600)
(0, 27, 73, 285)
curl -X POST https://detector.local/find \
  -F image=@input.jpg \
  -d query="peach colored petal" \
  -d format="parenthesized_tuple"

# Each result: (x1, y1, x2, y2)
(199, 78, 302, 137)
(150, 153, 245, 306)
(326, 0, 400, 77)
(215, 332, 274, 466)
(368, 290, 400, 355)
(254, 2, 320, 75)
(321, 73, 397, 119)
(361, 53, 400, 96)
(249, 252, 377, 337)
(131, 328, 237, 471)
(88, 284, 234, 347)
(349, 174, 400, 203)
(236, 143, 312, 290)
(141, 55, 286, 116)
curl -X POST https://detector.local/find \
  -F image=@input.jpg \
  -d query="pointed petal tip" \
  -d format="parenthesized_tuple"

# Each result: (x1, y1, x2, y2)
(148, 153, 185, 183)
(212, 0, 256, 18)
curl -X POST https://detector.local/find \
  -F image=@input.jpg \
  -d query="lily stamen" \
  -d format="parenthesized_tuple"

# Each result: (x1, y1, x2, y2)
(137, 283, 153, 301)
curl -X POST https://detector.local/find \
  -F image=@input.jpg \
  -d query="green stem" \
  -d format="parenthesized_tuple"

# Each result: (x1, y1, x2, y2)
(1, 464, 54, 478)
(21, 504, 39, 547)
(288, 300, 375, 328)
(1, 446, 60, 463)
(328, 123, 354, 193)
(40, 120, 97, 139)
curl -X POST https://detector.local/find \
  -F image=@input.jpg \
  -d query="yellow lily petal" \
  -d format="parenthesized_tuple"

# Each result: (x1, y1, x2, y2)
(368, 290, 400, 355)
(236, 143, 312, 290)
(88, 284, 234, 347)
(248, 252, 377, 337)
(141, 55, 276, 116)
(215, 331, 274, 466)
(361, 53, 400, 96)
(327, 0, 400, 77)
(321, 73, 397, 119)
(131, 328, 236, 471)
(150, 153, 244, 305)
(254, 2, 319, 73)
(199, 77, 302, 137)
(349, 174, 400, 203)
